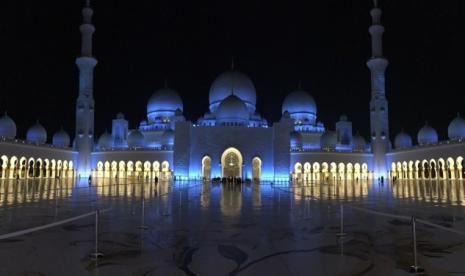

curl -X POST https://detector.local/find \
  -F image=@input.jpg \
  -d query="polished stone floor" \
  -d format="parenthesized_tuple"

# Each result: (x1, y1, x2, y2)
(0, 177, 465, 275)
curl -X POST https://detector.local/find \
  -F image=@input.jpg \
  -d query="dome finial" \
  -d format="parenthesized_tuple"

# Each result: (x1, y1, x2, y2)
(457, 112, 461, 118)
(373, 0, 378, 8)
(230, 57, 235, 70)
(86, 0, 90, 7)
(297, 80, 302, 90)
(164, 79, 168, 88)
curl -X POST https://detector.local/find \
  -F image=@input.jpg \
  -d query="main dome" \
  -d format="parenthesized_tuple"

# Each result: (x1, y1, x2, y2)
(209, 70, 256, 114)
(215, 95, 249, 126)
(448, 113, 465, 140)
(282, 90, 317, 124)
(147, 88, 183, 122)
(0, 113, 16, 139)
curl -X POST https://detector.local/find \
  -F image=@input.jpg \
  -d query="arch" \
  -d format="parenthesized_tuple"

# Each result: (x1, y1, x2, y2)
(127, 161, 134, 175)
(438, 158, 445, 179)
(153, 161, 160, 172)
(221, 147, 243, 178)
(68, 160, 73, 170)
(361, 163, 368, 173)
(338, 163, 345, 174)
(322, 162, 329, 173)
(304, 162, 311, 174)
(104, 161, 110, 172)
(252, 157, 262, 181)
(294, 162, 302, 174)
(97, 161, 104, 172)
(111, 161, 117, 171)
(135, 161, 143, 172)
(354, 163, 361, 173)
(118, 161, 126, 172)
(202, 156, 212, 180)
(143, 161, 151, 171)
(457, 156, 464, 179)
(161, 161, 169, 172)
(1, 155, 8, 169)
(447, 157, 455, 179)
(312, 162, 320, 173)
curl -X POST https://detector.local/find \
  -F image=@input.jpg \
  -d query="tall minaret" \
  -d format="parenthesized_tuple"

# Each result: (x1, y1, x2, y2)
(367, 0, 390, 178)
(75, 0, 97, 176)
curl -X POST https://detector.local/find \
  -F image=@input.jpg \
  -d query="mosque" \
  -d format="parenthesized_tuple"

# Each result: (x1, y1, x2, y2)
(0, 2, 464, 183)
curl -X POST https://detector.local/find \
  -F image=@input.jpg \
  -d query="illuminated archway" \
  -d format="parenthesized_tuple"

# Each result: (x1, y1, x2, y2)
(221, 148, 243, 178)
(252, 157, 262, 181)
(202, 156, 212, 180)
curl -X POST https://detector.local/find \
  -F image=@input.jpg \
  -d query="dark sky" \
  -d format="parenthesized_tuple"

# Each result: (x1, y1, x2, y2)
(2, 0, 465, 142)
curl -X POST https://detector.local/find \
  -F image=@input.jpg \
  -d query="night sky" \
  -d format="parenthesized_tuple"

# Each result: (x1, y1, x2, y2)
(2, 0, 465, 142)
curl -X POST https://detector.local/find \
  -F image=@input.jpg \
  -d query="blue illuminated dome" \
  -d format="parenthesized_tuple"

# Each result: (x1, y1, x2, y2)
(98, 131, 114, 149)
(52, 128, 70, 147)
(320, 130, 337, 150)
(26, 121, 47, 143)
(127, 129, 145, 148)
(209, 70, 256, 114)
(0, 113, 17, 139)
(352, 133, 366, 151)
(417, 123, 438, 145)
(448, 113, 465, 140)
(147, 88, 183, 122)
(282, 90, 317, 124)
(290, 131, 303, 150)
(161, 129, 175, 147)
(215, 95, 250, 126)
(394, 130, 412, 149)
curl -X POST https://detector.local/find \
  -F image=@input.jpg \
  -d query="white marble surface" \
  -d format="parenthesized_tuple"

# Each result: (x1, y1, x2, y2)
(0, 178, 464, 275)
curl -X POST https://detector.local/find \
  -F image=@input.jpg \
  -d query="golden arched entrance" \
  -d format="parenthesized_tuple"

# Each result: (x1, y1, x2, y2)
(221, 147, 243, 178)
(202, 156, 212, 180)
(252, 157, 262, 180)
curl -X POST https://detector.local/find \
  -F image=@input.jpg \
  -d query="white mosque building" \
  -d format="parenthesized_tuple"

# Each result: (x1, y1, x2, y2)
(0, 2, 465, 182)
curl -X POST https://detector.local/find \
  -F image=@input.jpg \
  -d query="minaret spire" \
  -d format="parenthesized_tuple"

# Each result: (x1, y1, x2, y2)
(367, 0, 390, 178)
(75, 1, 98, 176)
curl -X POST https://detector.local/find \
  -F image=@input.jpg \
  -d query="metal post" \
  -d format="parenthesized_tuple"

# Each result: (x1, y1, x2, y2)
(90, 209, 104, 260)
(336, 204, 347, 238)
(137, 197, 148, 230)
(409, 216, 423, 273)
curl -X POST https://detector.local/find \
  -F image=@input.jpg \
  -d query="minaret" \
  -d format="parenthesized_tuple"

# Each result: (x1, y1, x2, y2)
(367, 0, 390, 178)
(75, 0, 97, 176)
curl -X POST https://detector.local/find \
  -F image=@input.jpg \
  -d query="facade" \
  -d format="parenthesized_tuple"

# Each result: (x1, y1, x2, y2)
(1, 2, 465, 182)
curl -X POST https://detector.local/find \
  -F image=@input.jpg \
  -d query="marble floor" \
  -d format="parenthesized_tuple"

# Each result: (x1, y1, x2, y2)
(0, 178, 465, 275)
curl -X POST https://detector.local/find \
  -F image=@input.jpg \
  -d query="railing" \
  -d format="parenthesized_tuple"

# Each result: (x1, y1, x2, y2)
(0, 137, 73, 150)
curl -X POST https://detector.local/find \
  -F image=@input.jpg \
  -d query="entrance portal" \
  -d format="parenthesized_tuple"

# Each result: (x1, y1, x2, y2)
(221, 147, 243, 178)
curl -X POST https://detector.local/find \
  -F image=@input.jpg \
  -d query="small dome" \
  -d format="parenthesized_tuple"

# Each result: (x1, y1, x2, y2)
(147, 88, 183, 121)
(27, 121, 47, 143)
(215, 95, 249, 126)
(282, 90, 317, 124)
(320, 130, 337, 150)
(52, 128, 70, 147)
(0, 113, 16, 139)
(209, 70, 256, 113)
(394, 131, 412, 149)
(161, 129, 175, 147)
(290, 131, 303, 150)
(98, 131, 114, 149)
(353, 133, 366, 151)
(417, 123, 438, 145)
(127, 130, 145, 148)
(448, 113, 465, 140)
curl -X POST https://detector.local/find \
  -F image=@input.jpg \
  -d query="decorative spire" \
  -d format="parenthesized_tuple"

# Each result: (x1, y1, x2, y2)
(297, 80, 302, 90)
(230, 57, 235, 70)
(369, 0, 383, 57)
(80, 1, 95, 56)
(457, 112, 461, 118)
(164, 79, 168, 88)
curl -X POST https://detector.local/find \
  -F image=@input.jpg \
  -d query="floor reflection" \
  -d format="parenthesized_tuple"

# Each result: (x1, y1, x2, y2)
(0, 178, 464, 208)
